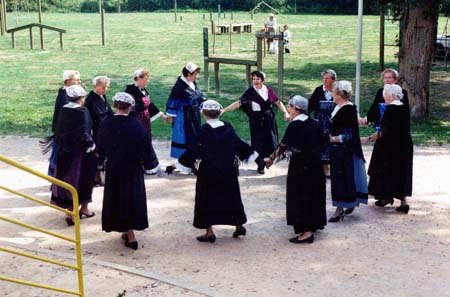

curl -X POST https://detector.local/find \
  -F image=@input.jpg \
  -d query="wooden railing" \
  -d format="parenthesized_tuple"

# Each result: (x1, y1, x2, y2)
(7, 23, 66, 50)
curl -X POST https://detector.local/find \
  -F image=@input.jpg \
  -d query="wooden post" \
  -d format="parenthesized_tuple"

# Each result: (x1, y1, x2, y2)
(214, 62, 220, 95)
(38, 0, 44, 49)
(2, 0, 8, 35)
(0, 0, 5, 36)
(210, 12, 212, 21)
(245, 65, 251, 88)
(223, 12, 225, 19)
(203, 27, 209, 92)
(101, 8, 105, 46)
(251, 12, 253, 20)
(203, 14, 205, 20)
(60, 31, 64, 49)
(11, 31, 15, 48)
(180, 16, 182, 22)
(174, 0, 177, 23)
(38, 0, 42, 24)
(29, 26, 33, 49)
(211, 20, 216, 54)
(118, 0, 121, 13)
(39, 27, 44, 49)
(231, 12, 233, 21)
(256, 37, 263, 71)
(229, 22, 232, 52)
(379, 5, 385, 71)
(277, 36, 284, 100)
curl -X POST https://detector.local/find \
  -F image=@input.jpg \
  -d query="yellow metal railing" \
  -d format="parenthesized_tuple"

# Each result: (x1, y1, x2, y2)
(0, 155, 84, 296)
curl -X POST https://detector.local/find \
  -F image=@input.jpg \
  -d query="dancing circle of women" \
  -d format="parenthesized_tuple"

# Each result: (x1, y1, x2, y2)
(48, 64, 413, 249)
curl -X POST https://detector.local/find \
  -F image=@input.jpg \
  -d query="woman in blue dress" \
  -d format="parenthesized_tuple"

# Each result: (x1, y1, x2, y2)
(308, 69, 337, 178)
(165, 62, 205, 170)
(328, 81, 368, 222)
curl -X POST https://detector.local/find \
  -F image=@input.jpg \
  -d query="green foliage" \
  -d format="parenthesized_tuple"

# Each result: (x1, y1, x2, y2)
(0, 12, 448, 144)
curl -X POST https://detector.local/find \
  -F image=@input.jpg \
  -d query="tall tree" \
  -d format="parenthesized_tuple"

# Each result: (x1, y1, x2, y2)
(382, 0, 441, 120)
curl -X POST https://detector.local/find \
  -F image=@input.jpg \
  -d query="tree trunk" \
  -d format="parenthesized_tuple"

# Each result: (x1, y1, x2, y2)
(398, 0, 440, 121)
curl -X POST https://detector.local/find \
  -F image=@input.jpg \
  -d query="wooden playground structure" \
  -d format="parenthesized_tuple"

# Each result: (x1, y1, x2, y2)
(203, 27, 286, 99)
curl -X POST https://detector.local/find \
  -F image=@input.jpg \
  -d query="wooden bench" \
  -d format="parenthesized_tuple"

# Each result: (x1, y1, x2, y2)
(7, 23, 66, 50)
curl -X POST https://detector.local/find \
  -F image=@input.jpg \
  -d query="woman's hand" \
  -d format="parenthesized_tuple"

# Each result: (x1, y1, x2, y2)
(265, 158, 273, 169)
(358, 116, 368, 125)
(360, 137, 370, 145)
(283, 112, 290, 121)
(166, 116, 174, 124)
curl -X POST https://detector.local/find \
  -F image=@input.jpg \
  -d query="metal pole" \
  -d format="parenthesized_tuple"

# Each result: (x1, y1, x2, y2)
(379, 5, 385, 71)
(174, 0, 177, 23)
(355, 0, 363, 113)
(217, 4, 220, 26)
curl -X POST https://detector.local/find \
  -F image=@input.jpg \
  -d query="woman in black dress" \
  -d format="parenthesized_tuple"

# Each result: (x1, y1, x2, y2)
(97, 92, 155, 250)
(328, 81, 368, 222)
(266, 95, 327, 244)
(361, 84, 413, 214)
(358, 68, 409, 128)
(85, 76, 113, 186)
(46, 70, 81, 177)
(221, 71, 289, 174)
(308, 69, 337, 178)
(125, 69, 164, 174)
(50, 85, 96, 226)
(178, 100, 262, 243)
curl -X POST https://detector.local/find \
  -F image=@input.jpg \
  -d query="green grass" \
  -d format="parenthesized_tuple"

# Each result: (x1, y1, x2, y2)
(0, 12, 448, 144)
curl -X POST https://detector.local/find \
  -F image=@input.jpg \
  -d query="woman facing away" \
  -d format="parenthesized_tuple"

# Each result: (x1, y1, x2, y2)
(266, 95, 327, 244)
(97, 92, 156, 250)
(361, 84, 413, 214)
(177, 100, 263, 243)
(327, 81, 368, 222)
(50, 85, 96, 226)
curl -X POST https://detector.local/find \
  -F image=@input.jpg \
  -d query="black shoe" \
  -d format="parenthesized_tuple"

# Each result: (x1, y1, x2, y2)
(65, 216, 74, 226)
(344, 208, 354, 215)
(257, 164, 265, 174)
(233, 226, 246, 238)
(125, 241, 138, 250)
(165, 165, 176, 175)
(328, 211, 345, 223)
(289, 234, 314, 244)
(196, 234, 216, 243)
(79, 211, 95, 219)
(375, 199, 394, 207)
(396, 205, 410, 214)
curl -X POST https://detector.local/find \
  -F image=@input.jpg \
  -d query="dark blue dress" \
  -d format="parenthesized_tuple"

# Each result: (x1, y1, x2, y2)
(179, 121, 254, 229)
(166, 77, 205, 158)
(97, 115, 154, 232)
(329, 104, 368, 208)
(308, 85, 336, 164)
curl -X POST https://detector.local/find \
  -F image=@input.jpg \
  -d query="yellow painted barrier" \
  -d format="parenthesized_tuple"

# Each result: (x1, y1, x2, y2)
(0, 155, 84, 296)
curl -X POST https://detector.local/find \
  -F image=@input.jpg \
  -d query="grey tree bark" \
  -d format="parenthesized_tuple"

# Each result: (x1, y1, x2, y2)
(398, 0, 440, 121)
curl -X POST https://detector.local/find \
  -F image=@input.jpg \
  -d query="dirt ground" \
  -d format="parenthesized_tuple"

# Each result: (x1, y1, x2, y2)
(1, 136, 450, 297)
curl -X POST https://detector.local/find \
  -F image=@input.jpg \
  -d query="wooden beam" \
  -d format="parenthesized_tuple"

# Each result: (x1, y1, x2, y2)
(207, 57, 257, 66)
(214, 62, 220, 95)
(29, 27, 33, 49)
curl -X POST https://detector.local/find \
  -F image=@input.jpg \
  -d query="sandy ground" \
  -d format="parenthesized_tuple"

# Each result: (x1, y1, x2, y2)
(1, 136, 450, 297)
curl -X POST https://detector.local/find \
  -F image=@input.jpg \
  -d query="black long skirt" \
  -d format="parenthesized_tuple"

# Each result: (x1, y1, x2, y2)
(286, 155, 327, 234)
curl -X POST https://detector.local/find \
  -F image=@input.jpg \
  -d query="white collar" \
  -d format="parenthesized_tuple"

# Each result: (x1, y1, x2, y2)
(114, 113, 129, 116)
(64, 102, 81, 109)
(292, 114, 308, 122)
(253, 85, 268, 100)
(331, 101, 353, 118)
(207, 119, 224, 128)
(390, 100, 403, 106)
(181, 76, 196, 90)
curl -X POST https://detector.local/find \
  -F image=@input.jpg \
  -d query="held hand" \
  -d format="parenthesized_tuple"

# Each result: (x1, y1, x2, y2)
(166, 116, 174, 124)
(360, 137, 370, 145)
(161, 114, 169, 122)
(265, 159, 273, 169)
(358, 116, 368, 125)
(220, 109, 225, 117)
(283, 112, 290, 121)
